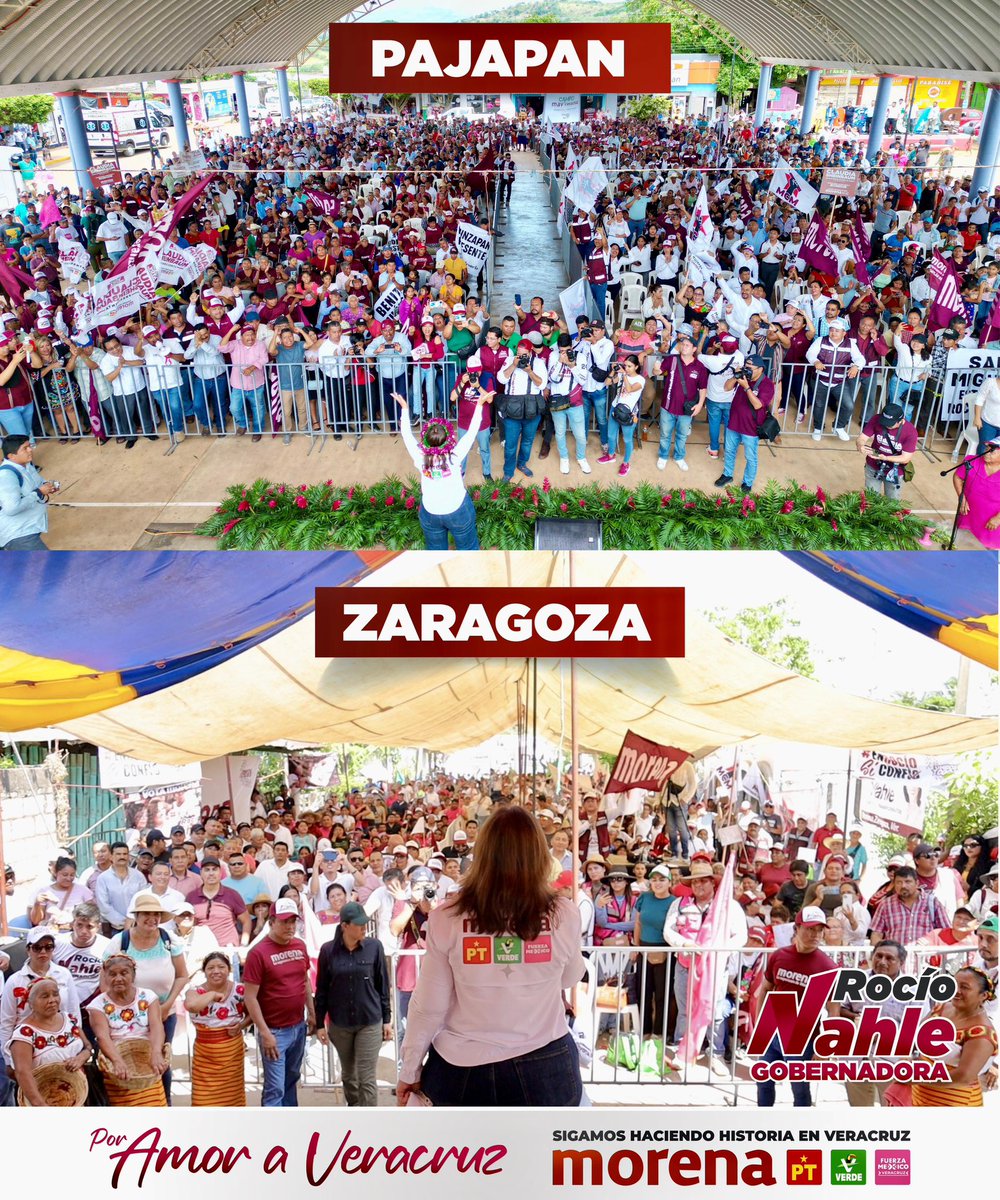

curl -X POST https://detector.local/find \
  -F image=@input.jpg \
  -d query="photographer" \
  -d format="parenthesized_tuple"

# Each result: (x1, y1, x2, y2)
(314, 902, 392, 1108)
(598, 354, 644, 476)
(656, 330, 708, 472)
(546, 333, 591, 476)
(577, 320, 615, 455)
(715, 355, 775, 494)
(390, 867, 439, 1040)
(699, 328, 744, 460)
(497, 338, 546, 481)
(452, 353, 494, 479)
(0, 434, 57, 550)
(856, 401, 917, 500)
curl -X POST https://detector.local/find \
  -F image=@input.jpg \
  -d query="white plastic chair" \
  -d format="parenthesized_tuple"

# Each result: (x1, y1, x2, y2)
(580, 956, 642, 1043)
(605, 293, 615, 326)
(619, 271, 643, 290)
(661, 285, 677, 311)
(620, 284, 647, 324)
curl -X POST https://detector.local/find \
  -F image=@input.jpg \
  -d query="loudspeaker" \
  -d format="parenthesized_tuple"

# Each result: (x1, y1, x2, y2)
(533, 518, 603, 551)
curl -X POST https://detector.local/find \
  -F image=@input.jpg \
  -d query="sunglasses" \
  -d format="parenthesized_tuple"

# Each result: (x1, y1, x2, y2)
(31, 942, 55, 952)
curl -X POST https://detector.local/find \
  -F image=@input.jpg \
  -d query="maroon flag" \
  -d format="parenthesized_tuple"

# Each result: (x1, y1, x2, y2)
(799, 211, 839, 276)
(850, 220, 871, 287)
(466, 146, 496, 196)
(604, 731, 690, 795)
(739, 179, 754, 223)
(0, 256, 35, 305)
(106, 171, 217, 281)
(304, 189, 341, 219)
(852, 212, 871, 262)
(927, 251, 966, 331)
(979, 297, 1000, 347)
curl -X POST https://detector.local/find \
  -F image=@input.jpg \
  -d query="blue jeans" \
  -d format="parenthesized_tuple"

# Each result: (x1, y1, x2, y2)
(606, 412, 636, 461)
(552, 405, 588, 461)
(723, 428, 760, 486)
(411, 368, 438, 417)
(706, 400, 730, 452)
(503, 414, 541, 478)
(191, 374, 229, 430)
(887, 376, 926, 423)
(583, 387, 608, 449)
(756, 1035, 816, 1107)
(978, 419, 1000, 450)
(664, 805, 689, 858)
(420, 1032, 581, 1106)
(658, 410, 693, 461)
(153, 387, 185, 434)
(161, 1012, 177, 1104)
(231, 385, 266, 433)
(0, 401, 35, 439)
(2, 532, 48, 550)
(419, 493, 480, 550)
(589, 281, 607, 322)
(261, 1023, 306, 1107)
(459, 426, 492, 477)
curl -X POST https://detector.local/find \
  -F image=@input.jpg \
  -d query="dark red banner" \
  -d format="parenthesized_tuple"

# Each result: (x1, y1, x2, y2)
(315, 587, 684, 658)
(604, 731, 691, 794)
(328, 23, 671, 96)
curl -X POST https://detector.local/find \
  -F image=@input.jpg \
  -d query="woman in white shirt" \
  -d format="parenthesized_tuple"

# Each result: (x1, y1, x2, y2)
(393, 389, 491, 549)
(626, 236, 653, 283)
(888, 333, 931, 421)
(397, 805, 585, 1107)
(598, 354, 645, 477)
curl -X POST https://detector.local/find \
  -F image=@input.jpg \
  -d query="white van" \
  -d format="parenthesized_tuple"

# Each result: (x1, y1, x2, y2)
(84, 106, 170, 157)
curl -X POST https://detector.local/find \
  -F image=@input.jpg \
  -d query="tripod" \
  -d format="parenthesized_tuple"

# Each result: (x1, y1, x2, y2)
(940, 440, 996, 551)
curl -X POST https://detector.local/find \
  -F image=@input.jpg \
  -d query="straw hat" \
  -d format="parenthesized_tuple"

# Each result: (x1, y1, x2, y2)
(17, 1062, 88, 1107)
(98, 1039, 171, 1091)
(688, 860, 716, 881)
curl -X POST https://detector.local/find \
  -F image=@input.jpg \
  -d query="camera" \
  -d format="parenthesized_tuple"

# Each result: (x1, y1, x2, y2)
(737, 365, 755, 382)
(517, 353, 529, 367)
(409, 881, 436, 901)
(564, 349, 577, 363)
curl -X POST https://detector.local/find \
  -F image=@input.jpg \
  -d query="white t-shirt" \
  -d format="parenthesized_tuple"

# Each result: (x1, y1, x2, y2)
(97, 217, 127, 253)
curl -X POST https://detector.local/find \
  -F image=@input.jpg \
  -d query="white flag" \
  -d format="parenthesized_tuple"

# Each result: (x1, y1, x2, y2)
(768, 157, 819, 214)
(687, 184, 715, 251)
(58, 240, 90, 286)
(556, 143, 579, 236)
(559, 277, 589, 330)
(562, 155, 610, 213)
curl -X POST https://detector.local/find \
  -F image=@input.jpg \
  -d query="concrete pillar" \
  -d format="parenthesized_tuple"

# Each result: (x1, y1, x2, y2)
(54, 91, 94, 197)
(800, 67, 821, 136)
(276, 66, 292, 121)
(970, 86, 1000, 201)
(232, 71, 251, 138)
(865, 73, 894, 164)
(164, 80, 190, 152)
(754, 62, 774, 130)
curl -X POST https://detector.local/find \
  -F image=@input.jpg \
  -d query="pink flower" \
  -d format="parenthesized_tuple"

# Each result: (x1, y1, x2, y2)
(741, 497, 756, 513)
(683, 501, 696, 509)
(830, 519, 839, 532)
(295, 495, 308, 509)
(405, 496, 416, 509)
(602, 502, 611, 510)
(806, 504, 823, 516)
(472, 490, 482, 501)
(236, 500, 251, 512)
(542, 477, 552, 493)
(221, 518, 242, 535)
(662, 493, 672, 505)
(332, 500, 342, 511)
(369, 495, 377, 504)
(215, 506, 223, 514)
(490, 489, 500, 501)
(298, 484, 307, 492)
(780, 500, 795, 514)
(324, 479, 333, 487)
(815, 485, 827, 505)
(859, 494, 869, 513)
(627, 498, 636, 509)
(531, 489, 539, 507)
(277, 486, 286, 494)
(559, 503, 569, 513)
(385, 495, 396, 506)
(268, 499, 277, 508)
(347, 487, 355, 499)
(715, 496, 724, 507)
(241, 490, 247, 499)
(512, 486, 525, 500)
(577, 499, 586, 508)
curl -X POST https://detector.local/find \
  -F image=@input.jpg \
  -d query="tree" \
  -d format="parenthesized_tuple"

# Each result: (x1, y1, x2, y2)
(706, 599, 816, 677)
(625, 95, 669, 120)
(308, 79, 331, 98)
(0, 95, 55, 127)
(891, 678, 957, 713)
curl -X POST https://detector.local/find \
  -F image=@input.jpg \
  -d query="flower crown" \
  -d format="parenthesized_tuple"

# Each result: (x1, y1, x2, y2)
(421, 417, 457, 456)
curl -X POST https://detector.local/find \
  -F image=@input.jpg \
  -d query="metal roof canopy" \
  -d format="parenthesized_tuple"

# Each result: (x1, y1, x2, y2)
(0, 0, 998, 97)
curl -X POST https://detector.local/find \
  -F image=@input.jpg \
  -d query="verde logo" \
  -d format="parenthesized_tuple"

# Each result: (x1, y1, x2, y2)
(831, 1150, 866, 1185)
(494, 935, 523, 963)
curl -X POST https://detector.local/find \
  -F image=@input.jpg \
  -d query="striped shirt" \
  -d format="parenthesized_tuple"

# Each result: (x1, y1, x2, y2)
(871, 891, 949, 945)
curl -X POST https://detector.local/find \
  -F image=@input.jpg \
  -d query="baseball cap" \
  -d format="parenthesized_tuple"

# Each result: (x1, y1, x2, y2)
(200, 857, 221, 869)
(170, 825, 185, 835)
(451, 303, 466, 315)
(271, 898, 298, 920)
(979, 914, 998, 931)
(537, 808, 555, 819)
(795, 905, 828, 927)
(287, 863, 306, 875)
(879, 402, 906, 427)
(554, 870, 575, 889)
(26, 928, 57, 947)
(174, 901, 195, 917)
(145, 829, 165, 845)
(830, 317, 851, 331)
(453, 830, 468, 842)
(141, 325, 158, 337)
(466, 353, 482, 370)
(887, 854, 908, 868)
(745, 354, 766, 369)
(747, 927, 768, 944)
(427, 856, 445, 870)
(913, 842, 939, 859)
(650, 863, 672, 879)
(340, 901, 367, 926)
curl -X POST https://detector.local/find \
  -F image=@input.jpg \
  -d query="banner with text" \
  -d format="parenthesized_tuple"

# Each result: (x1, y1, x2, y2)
(855, 749, 955, 836)
(329, 23, 671, 94)
(455, 221, 492, 276)
(604, 730, 691, 794)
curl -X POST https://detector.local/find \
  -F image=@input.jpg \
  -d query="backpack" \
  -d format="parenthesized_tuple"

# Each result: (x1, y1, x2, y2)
(120, 927, 172, 952)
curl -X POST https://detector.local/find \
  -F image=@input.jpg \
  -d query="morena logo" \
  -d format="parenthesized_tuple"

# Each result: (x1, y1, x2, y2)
(551, 1147, 776, 1187)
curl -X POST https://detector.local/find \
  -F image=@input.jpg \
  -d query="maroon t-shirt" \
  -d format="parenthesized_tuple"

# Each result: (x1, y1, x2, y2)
(756, 862, 793, 899)
(243, 935, 309, 1029)
(188, 884, 247, 947)
(728, 374, 774, 436)
(765, 945, 838, 999)
(662, 355, 709, 416)
(861, 416, 918, 472)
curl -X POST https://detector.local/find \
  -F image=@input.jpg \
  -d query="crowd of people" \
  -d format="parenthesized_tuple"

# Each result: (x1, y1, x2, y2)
(0, 105, 997, 542)
(1, 762, 995, 1108)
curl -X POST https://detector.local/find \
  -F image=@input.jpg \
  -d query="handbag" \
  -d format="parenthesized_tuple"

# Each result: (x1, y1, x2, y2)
(596, 983, 624, 1008)
(611, 400, 637, 425)
(757, 414, 782, 441)
(645, 951, 667, 965)
(676, 358, 698, 417)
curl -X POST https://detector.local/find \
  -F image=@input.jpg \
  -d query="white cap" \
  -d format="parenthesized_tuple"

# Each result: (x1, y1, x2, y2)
(466, 353, 483, 369)
(142, 325, 158, 336)
(272, 898, 298, 919)
(796, 906, 827, 927)
(427, 857, 445, 870)
(453, 831, 468, 842)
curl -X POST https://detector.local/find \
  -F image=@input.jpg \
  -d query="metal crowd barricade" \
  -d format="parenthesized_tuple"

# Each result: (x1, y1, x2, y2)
(23, 359, 461, 455)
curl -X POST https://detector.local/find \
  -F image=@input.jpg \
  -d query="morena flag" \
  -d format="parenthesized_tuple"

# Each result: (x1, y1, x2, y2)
(328, 24, 671, 95)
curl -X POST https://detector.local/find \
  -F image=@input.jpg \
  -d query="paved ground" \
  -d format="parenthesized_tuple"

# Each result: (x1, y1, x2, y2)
(33, 151, 966, 548)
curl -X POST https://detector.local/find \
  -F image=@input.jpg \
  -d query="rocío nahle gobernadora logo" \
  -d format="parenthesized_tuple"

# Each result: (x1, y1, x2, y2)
(328, 23, 671, 95)
(747, 966, 958, 1086)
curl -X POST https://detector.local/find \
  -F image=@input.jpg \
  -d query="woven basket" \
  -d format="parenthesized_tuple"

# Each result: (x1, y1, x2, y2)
(98, 1039, 171, 1092)
(17, 1061, 88, 1107)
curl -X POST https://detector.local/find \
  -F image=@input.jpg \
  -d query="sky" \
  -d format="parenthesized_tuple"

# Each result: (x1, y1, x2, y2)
(371, 550, 996, 714)
(358, 0, 524, 20)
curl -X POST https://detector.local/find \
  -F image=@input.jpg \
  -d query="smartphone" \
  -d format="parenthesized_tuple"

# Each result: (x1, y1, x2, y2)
(322, 849, 338, 862)
(514, 293, 522, 308)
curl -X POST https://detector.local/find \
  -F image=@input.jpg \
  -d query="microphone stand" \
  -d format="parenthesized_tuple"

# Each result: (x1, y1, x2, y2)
(940, 441, 995, 551)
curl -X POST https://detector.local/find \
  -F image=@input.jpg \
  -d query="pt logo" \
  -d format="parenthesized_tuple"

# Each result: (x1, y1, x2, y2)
(831, 1150, 866, 1185)
(462, 936, 492, 965)
(494, 935, 523, 964)
(787, 1149, 822, 1185)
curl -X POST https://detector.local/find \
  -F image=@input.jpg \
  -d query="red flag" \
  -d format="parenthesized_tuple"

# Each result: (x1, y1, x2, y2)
(0, 256, 35, 305)
(739, 179, 754, 223)
(466, 147, 496, 196)
(852, 212, 871, 262)
(677, 851, 739, 1064)
(107, 171, 217, 280)
(927, 251, 966, 331)
(978, 297, 1000, 347)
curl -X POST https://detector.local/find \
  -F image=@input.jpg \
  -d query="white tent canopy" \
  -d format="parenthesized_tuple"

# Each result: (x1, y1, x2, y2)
(58, 554, 996, 766)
